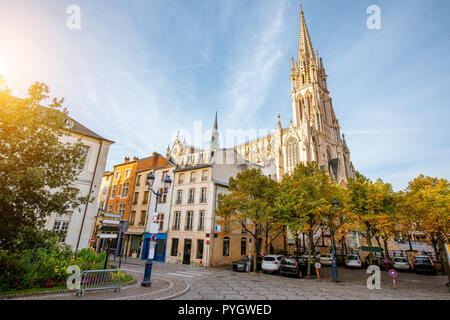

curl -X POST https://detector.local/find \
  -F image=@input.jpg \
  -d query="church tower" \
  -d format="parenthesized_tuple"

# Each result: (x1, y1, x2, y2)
(210, 111, 220, 151)
(284, 5, 355, 182)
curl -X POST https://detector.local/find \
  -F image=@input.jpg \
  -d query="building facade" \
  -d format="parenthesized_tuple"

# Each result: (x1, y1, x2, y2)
(44, 116, 114, 252)
(234, 8, 356, 185)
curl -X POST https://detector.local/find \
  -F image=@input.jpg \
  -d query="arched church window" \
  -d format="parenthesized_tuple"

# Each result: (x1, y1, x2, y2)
(301, 74, 305, 85)
(287, 138, 300, 168)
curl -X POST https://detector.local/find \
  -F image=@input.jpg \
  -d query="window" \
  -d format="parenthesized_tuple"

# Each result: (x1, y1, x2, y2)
(108, 204, 112, 212)
(190, 172, 196, 183)
(202, 170, 208, 181)
(200, 188, 207, 203)
(157, 214, 164, 231)
(161, 171, 168, 182)
(188, 189, 195, 203)
(121, 182, 129, 197)
(335, 128, 339, 144)
(111, 185, 116, 199)
(118, 204, 125, 219)
(125, 169, 131, 178)
(133, 192, 139, 205)
(130, 211, 136, 225)
(198, 211, 205, 231)
(100, 202, 105, 210)
(53, 221, 69, 242)
(136, 174, 141, 186)
(173, 212, 181, 230)
(223, 237, 230, 257)
(115, 171, 120, 180)
(241, 238, 247, 255)
(176, 190, 182, 204)
(143, 191, 149, 204)
(158, 188, 167, 203)
(241, 221, 246, 234)
(185, 211, 193, 230)
(287, 138, 300, 169)
(139, 210, 146, 226)
(196, 240, 204, 260)
(171, 238, 179, 256)
(178, 173, 184, 184)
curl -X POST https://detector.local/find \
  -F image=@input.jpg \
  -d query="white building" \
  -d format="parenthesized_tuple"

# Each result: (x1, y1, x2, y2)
(44, 116, 114, 252)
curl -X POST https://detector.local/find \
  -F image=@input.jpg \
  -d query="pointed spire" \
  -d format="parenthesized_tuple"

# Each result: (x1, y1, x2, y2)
(277, 114, 282, 130)
(213, 111, 218, 130)
(298, 5, 315, 63)
(210, 111, 219, 151)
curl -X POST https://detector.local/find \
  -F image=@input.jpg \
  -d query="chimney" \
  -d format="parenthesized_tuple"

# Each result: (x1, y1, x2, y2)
(123, 156, 130, 163)
(152, 152, 157, 158)
(132, 156, 139, 161)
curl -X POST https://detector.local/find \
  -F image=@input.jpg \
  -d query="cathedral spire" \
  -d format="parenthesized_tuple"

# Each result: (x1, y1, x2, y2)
(298, 5, 315, 64)
(210, 111, 219, 150)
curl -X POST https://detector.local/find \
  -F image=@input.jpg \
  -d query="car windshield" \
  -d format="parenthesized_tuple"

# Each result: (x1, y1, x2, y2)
(263, 257, 275, 262)
(282, 257, 297, 265)
(415, 257, 431, 263)
(394, 258, 407, 263)
(238, 257, 248, 262)
(347, 255, 358, 260)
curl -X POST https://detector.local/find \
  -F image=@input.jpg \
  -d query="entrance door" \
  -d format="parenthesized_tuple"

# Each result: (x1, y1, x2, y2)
(183, 239, 192, 265)
(155, 239, 166, 262)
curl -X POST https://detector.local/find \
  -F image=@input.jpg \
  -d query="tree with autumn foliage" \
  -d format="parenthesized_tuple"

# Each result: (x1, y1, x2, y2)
(215, 168, 279, 273)
(401, 175, 450, 283)
(275, 162, 333, 276)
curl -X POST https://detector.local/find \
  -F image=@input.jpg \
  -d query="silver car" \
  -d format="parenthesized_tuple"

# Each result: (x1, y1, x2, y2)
(345, 254, 363, 268)
(393, 257, 411, 271)
(261, 255, 283, 273)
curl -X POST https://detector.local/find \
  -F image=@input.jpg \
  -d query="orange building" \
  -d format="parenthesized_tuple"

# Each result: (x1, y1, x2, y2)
(104, 152, 170, 257)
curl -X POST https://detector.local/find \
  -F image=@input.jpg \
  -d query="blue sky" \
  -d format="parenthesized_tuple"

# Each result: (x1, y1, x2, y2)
(0, 0, 449, 191)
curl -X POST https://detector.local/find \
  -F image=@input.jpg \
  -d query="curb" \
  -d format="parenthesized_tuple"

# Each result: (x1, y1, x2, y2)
(0, 278, 137, 300)
(161, 283, 191, 300)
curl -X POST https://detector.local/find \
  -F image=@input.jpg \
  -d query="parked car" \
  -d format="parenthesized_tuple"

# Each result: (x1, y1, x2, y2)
(364, 255, 381, 267)
(345, 254, 363, 268)
(319, 253, 333, 266)
(261, 255, 284, 273)
(302, 252, 320, 262)
(392, 257, 411, 272)
(413, 255, 436, 275)
(280, 256, 316, 278)
(231, 256, 263, 272)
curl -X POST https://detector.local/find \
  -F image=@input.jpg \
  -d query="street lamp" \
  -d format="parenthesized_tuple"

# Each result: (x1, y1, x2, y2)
(330, 199, 339, 283)
(141, 172, 172, 287)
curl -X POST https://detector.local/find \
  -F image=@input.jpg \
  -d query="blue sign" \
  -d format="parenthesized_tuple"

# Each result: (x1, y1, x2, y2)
(389, 269, 397, 278)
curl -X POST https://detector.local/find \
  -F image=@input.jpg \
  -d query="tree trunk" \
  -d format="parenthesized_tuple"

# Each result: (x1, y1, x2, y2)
(283, 226, 287, 255)
(252, 234, 257, 273)
(307, 229, 313, 276)
(264, 223, 269, 255)
(295, 233, 299, 256)
(366, 230, 373, 265)
(302, 233, 306, 251)
(438, 238, 450, 285)
(383, 237, 390, 259)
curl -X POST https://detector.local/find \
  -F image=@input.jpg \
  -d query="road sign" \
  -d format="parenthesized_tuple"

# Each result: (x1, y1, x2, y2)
(104, 213, 121, 219)
(315, 262, 321, 269)
(151, 234, 157, 242)
(361, 246, 384, 252)
(89, 238, 95, 243)
(150, 241, 156, 248)
(99, 233, 118, 239)
(205, 239, 210, 245)
(389, 269, 397, 278)
(384, 258, 389, 263)
(99, 225, 120, 232)
(152, 215, 158, 223)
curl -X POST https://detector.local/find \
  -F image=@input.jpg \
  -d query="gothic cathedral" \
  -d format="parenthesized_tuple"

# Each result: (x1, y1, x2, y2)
(234, 7, 356, 184)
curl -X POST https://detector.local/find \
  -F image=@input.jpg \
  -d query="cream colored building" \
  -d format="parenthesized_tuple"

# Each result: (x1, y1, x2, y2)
(44, 116, 114, 252)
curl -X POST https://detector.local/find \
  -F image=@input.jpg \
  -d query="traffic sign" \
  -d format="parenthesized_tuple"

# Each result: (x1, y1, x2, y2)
(384, 258, 389, 263)
(151, 234, 157, 242)
(205, 239, 210, 245)
(152, 215, 158, 223)
(99, 233, 118, 239)
(89, 238, 95, 243)
(99, 225, 120, 233)
(315, 262, 321, 269)
(389, 269, 397, 278)
(104, 212, 121, 219)
(150, 242, 156, 248)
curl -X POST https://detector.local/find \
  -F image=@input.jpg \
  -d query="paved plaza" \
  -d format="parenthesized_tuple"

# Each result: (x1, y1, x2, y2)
(20, 258, 450, 300)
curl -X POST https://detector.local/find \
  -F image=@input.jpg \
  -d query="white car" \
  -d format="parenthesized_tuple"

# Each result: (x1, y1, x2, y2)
(345, 254, 363, 268)
(319, 253, 333, 266)
(261, 255, 284, 273)
(392, 257, 411, 271)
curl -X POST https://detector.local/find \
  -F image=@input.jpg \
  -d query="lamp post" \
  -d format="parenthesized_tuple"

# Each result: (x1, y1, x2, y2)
(141, 172, 172, 287)
(330, 199, 339, 283)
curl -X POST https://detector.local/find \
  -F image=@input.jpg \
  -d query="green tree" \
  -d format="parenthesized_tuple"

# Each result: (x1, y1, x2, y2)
(215, 168, 279, 273)
(275, 162, 331, 276)
(402, 175, 450, 284)
(0, 82, 88, 252)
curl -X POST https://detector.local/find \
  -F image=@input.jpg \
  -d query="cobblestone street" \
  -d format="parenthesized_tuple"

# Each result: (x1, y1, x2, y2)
(25, 259, 450, 300)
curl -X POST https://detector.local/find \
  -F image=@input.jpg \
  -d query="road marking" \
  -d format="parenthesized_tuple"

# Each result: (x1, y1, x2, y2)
(177, 271, 211, 276)
(168, 273, 193, 278)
